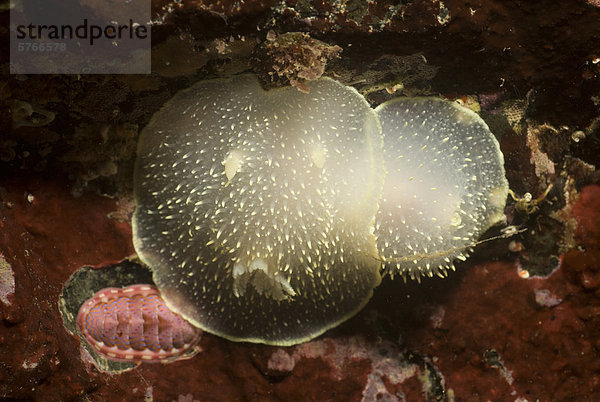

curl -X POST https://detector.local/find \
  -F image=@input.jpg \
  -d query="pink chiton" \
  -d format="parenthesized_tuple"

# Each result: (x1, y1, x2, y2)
(76, 284, 202, 363)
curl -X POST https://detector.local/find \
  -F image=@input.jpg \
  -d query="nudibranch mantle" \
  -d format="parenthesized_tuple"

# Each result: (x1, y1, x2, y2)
(374, 97, 509, 280)
(133, 74, 384, 346)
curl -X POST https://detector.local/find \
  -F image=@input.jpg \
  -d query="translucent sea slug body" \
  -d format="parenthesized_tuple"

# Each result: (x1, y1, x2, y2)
(374, 97, 508, 280)
(133, 75, 384, 345)
(132, 74, 508, 346)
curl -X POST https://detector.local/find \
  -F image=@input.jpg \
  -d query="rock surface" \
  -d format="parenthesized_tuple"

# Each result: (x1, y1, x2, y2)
(2, 173, 600, 400)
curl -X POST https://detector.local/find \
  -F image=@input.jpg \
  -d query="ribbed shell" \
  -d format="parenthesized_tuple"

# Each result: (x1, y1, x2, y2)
(76, 285, 202, 362)
(374, 97, 508, 279)
(133, 75, 383, 346)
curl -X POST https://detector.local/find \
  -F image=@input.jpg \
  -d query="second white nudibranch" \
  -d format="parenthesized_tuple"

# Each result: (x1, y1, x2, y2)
(374, 97, 508, 280)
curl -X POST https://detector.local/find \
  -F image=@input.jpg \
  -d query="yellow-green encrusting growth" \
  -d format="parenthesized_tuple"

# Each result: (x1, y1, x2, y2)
(133, 74, 384, 346)
(374, 97, 509, 280)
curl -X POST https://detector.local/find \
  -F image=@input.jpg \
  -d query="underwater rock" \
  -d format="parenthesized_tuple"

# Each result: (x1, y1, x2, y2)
(374, 97, 509, 279)
(573, 184, 600, 250)
(133, 74, 384, 345)
(263, 336, 441, 400)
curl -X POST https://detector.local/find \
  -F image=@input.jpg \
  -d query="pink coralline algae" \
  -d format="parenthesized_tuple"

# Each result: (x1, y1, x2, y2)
(76, 284, 202, 363)
(266, 336, 431, 400)
(534, 288, 563, 307)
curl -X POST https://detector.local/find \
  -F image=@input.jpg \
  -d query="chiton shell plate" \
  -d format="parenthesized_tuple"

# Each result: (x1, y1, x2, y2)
(76, 284, 202, 362)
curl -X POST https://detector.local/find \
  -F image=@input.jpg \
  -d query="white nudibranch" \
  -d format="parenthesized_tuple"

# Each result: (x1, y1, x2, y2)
(132, 74, 508, 346)
(374, 97, 508, 280)
(133, 74, 384, 346)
